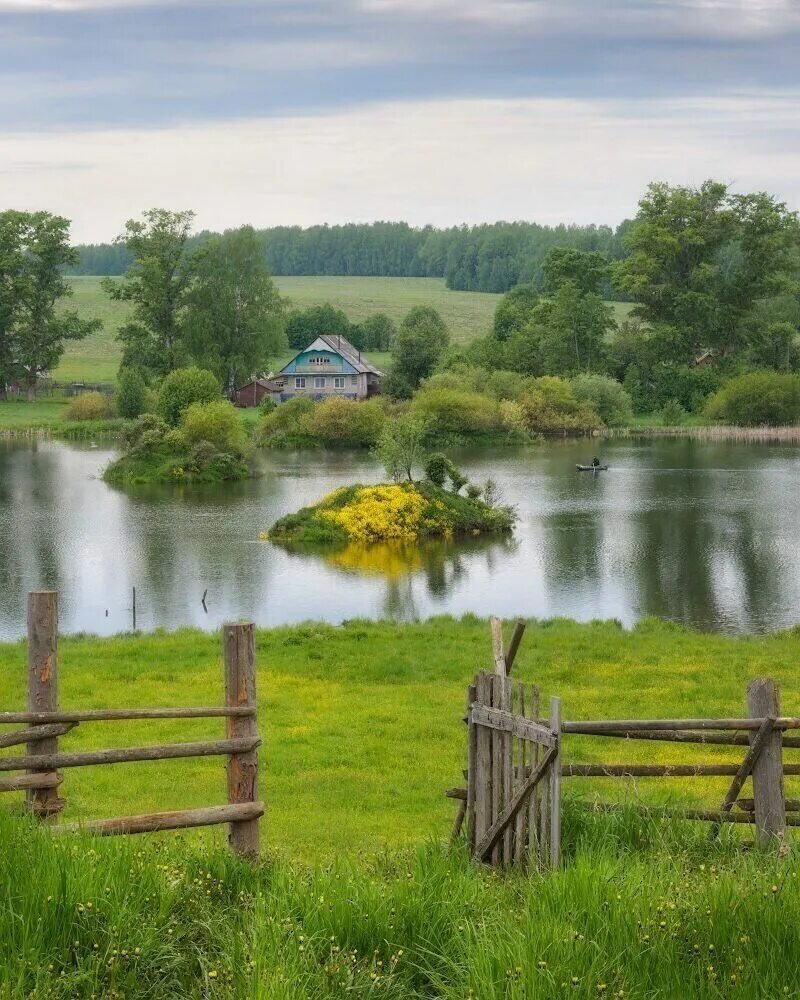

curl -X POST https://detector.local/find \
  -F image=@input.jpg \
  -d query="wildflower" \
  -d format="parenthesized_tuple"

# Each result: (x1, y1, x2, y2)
(208, 970, 218, 979)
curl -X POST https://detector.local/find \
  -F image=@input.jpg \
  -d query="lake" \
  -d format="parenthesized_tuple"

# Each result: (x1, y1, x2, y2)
(1, 437, 799, 639)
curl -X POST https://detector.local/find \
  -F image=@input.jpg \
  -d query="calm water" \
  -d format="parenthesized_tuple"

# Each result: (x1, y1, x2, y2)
(1, 437, 799, 639)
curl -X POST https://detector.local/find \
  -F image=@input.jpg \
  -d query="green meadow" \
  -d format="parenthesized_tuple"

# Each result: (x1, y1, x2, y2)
(53, 276, 634, 385)
(1, 617, 800, 998)
(1, 616, 799, 858)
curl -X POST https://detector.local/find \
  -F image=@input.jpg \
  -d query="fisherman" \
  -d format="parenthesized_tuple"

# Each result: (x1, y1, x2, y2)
(591, 456, 601, 468)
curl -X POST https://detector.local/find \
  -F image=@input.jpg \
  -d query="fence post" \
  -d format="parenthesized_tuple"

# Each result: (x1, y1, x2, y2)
(26, 591, 64, 821)
(747, 678, 785, 848)
(223, 622, 260, 859)
(549, 695, 562, 868)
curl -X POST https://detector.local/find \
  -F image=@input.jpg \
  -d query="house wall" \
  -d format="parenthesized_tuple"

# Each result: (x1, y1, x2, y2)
(281, 371, 366, 401)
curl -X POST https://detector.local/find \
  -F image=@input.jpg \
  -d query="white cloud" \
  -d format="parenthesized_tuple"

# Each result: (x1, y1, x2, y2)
(1, 94, 798, 242)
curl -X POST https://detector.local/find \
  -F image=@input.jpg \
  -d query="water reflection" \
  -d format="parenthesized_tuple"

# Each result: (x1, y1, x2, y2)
(0, 437, 799, 637)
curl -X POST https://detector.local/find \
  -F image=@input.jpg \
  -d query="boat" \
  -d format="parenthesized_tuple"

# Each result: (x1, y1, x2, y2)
(576, 464, 608, 472)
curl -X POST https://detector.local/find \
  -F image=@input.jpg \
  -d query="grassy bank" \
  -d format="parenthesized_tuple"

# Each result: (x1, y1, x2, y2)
(1, 808, 798, 999)
(1, 617, 800, 857)
(2, 617, 800, 997)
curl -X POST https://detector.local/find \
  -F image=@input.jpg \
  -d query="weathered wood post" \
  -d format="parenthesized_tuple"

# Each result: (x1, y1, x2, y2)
(26, 591, 64, 821)
(223, 622, 260, 858)
(747, 678, 785, 848)
(549, 695, 562, 868)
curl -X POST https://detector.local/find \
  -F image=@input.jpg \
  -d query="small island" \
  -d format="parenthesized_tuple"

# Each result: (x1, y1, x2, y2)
(266, 456, 516, 546)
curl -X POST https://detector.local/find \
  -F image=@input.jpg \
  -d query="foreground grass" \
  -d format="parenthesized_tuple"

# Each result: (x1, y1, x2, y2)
(1, 809, 798, 999)
(1, 617, 800, 859)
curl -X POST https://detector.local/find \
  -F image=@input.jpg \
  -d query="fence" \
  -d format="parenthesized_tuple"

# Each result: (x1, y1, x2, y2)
(0, 591, 264, 858)
(450, 618, 798, 869)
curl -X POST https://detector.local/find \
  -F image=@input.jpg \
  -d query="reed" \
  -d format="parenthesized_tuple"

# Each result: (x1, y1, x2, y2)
(605, 424, 800, 442)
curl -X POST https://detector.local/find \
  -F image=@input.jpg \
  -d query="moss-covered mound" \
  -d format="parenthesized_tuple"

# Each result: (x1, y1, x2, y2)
(104, 411, 250, 486)
(265, 481, 516, 546)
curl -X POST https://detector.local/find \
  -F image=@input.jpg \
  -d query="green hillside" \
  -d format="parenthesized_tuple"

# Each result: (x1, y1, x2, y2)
(54, 276, 634, 384)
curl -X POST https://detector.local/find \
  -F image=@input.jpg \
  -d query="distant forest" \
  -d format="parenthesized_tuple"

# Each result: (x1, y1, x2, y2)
(67, 220, 632, 296)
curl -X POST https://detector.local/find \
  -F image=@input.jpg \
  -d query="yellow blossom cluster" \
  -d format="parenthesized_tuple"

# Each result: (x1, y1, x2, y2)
(320, 485, 428, 542)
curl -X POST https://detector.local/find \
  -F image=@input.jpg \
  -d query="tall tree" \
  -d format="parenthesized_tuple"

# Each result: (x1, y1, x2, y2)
(4, 212, 99, 400)
(184, 227, 286, 396)
(386, 306, 449, 398)
(0, 212, 25, 398)
(284, 304, 351, 350)
(614, 181, 799, 364)
(106, 209, 196, 377)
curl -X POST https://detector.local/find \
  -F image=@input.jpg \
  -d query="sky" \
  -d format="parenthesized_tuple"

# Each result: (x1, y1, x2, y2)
(1, 0, 799, 242)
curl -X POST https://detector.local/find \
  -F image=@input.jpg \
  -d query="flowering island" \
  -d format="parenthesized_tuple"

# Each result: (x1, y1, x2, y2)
(264, 481, 516, 546)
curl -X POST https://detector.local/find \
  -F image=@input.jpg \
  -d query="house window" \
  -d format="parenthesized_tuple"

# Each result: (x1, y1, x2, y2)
(334, 377, 345, 389)
(315, 376, 326, 389)
(295, 377, 306, 389)
(351, 375, 358, 385)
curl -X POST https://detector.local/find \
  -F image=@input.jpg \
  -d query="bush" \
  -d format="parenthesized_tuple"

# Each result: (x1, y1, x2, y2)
(570, 374, 633, 427)
(660, 398, 687, 426)
(157, 367, 219, 426)
(258, 395, 277, 415)
(162, 428, 189, 454)
(519, 377, 601, 434)
(63, 391, 114, 421)
(424, 453, 450, 487)
(704, 372, 800, 426)
(180, 400, 249, 456)
(121, 413, 167, 450)
(410, 386, 500, 437)
(259, 397, 315, 447)
(116, 368, 148, 420)
(302, 398, 385, 448)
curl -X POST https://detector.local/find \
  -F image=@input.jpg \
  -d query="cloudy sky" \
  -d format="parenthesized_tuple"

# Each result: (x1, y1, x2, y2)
(2, 0, 799, 242)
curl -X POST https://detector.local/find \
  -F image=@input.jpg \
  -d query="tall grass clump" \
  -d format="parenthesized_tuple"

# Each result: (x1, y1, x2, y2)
(1, 809, 799, 999)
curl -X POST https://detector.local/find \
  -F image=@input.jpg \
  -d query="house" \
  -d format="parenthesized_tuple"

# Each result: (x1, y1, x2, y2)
(234, 376, 284, 408)
(275, 335, 383, 402)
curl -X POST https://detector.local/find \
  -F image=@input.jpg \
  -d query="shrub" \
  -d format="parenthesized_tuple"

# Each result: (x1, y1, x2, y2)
(116, 368, 148, 419)
(191, 440, 217, 464)
(424, 453, 450, 487)
(157, 367, 219, 426)
(302, 398, 385, 448)
(180, 400, 249, 457)
(704, 372, 800, 426)
(259, 397, 315, 447)
(121, 413, 167, 450)
(660, 398, 687, 426)
(410, 386, 500, 437)
(570, 374, 633, 427)
(258, 395, 277, 415)
(63, 391, 114, 421)
(465, 483, 482, 500)
(498, 400, 527, 436)
(163, 428, 189, 454)
(519, 377, 601, 434)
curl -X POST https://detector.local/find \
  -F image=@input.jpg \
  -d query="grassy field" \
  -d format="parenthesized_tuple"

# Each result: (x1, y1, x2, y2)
(2, 617, 800, 998)
(1, 616, 799, 858)
(54, 276, 635, 385)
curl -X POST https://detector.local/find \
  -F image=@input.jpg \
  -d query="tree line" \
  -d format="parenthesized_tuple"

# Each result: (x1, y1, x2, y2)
(65, 220, 630, 295)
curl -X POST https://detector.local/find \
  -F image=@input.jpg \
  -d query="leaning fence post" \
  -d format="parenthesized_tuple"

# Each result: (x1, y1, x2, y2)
(747, 678, 785, 848)
(223, 622, 260, 858)
(26, 591, 64, 821)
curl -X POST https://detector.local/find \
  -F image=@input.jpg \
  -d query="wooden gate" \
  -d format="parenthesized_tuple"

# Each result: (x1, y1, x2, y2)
(465, 670, 561, 868)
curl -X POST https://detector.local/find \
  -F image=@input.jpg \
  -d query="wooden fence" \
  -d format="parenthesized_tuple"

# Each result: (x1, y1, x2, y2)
(450, 618, 797, 869)
(0, 591, 264, 858)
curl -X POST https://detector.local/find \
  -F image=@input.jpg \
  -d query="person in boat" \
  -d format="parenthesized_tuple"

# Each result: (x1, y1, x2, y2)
(591, 456, 601, 468)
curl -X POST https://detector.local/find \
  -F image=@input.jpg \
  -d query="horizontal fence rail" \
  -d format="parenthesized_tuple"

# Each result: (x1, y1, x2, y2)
(0, 592, 264, 859)
(0, 706, 256, 724)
